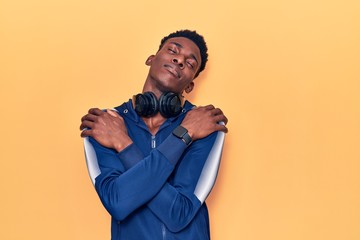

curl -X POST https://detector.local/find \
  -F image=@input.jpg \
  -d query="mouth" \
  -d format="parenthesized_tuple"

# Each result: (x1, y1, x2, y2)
(164, 64, 181, 79)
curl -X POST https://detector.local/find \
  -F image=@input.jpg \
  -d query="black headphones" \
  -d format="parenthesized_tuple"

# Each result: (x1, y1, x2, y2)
(133, 92, 183, 118)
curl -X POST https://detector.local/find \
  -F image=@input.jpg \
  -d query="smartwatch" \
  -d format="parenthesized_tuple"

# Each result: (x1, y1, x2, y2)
(172, 125, 192, 146)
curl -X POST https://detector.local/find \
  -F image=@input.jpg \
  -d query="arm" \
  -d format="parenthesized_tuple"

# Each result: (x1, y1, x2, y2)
(80, 105, 228, 222)
(87, 130, 223, 231)
(146, 131, 223, 232)
(112, 126, 226, 231)
(86, 134, 186, 221)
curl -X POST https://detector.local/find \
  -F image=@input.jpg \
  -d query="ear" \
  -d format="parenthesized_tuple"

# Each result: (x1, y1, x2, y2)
(184, 82, 195, 94)
(145, 55, 155, 66)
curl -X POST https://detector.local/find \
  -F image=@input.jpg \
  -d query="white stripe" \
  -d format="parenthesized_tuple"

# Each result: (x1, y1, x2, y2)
(84, 137, 101, 185)
(194, 128, 225, 203)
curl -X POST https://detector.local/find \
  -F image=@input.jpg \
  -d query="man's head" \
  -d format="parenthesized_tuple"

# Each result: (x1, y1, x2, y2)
(158, 30, 208, 78)
(144, 30, 208, 96)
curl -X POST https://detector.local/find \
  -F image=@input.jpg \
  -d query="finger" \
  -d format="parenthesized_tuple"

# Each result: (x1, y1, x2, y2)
(88, 108, 103, 115)
(80, 120, 95, 130)
(211, 108, 223, 116)
(215, 123, 228, 133)
(81, 113, 97, 122)
(204, 104, 215, 110)
(223, 114, 228, 124)
(80, 128, 93, 138)
(214, 114, 228, 124)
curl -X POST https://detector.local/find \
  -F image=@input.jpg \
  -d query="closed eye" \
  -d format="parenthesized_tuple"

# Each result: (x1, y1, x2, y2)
(187, 61, 194, 69)
(168, 48, 176, 54)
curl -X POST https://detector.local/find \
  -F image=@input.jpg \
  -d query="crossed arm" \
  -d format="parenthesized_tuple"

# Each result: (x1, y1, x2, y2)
(80, 105, 228, 232)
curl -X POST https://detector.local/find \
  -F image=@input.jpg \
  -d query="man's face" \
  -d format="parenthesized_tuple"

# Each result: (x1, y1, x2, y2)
(146, 37, 202, 94)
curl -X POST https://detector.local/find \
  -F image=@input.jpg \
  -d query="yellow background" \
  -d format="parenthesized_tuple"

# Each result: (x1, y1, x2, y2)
(1, 0, 359, 239)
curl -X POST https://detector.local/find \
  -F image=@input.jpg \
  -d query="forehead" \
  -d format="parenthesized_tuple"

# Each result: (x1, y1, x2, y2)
(162, 37, 201, 60)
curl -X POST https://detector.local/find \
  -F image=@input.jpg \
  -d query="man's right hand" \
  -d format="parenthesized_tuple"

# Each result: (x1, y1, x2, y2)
(180, 105, 228, 141)
(80, 108, 133, 152)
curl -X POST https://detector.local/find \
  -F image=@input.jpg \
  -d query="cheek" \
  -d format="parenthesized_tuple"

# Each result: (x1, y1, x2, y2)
(183, 69, 196, 81)
(149, 59, 164, 73)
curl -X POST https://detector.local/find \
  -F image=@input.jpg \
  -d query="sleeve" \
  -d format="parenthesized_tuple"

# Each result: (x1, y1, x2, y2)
(146, 131, 223, 232)
(115, 131, 223, 232)
(88, 135, 188, 221)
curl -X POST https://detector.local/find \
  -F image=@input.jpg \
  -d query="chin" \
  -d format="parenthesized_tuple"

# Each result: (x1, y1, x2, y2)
(156, 80, 178, 92)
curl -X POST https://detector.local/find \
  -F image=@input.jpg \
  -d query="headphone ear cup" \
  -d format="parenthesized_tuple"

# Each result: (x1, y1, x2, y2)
(134, 92, 159, 117)
(159, 92, 183, 118)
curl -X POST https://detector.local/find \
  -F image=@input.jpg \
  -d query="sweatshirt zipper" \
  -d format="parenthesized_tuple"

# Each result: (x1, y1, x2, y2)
(151, 135, 156, 149)
(151, 134, 167, 239)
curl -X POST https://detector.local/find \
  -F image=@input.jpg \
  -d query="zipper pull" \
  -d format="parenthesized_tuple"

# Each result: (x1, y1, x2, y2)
(151, 135, 156, 149)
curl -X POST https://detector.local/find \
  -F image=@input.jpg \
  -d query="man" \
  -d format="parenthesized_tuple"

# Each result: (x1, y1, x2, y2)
(80, 30, 228, 239)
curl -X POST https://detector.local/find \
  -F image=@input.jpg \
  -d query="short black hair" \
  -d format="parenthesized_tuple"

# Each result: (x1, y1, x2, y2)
(158, 30, 208, 78)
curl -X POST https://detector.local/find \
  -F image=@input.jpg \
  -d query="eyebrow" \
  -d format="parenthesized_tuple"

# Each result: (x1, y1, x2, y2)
(169, 41, 199, 65)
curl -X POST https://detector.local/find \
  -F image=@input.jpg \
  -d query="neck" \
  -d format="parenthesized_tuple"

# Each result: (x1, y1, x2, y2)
(142, 76, 175, 99)
(142, 113, 166, 135)
(142, 86, 163, 99)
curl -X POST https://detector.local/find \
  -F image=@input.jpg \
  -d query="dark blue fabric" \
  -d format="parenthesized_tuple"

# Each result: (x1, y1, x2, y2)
(90, 99, 218, 240)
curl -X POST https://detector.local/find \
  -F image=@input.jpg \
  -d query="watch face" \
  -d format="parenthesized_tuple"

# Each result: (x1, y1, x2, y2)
(173, 125, 187, 138)
(173, 126, 192, 145)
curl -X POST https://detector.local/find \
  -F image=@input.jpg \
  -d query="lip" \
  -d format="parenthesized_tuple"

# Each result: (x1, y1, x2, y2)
(164, 64, 181, 79)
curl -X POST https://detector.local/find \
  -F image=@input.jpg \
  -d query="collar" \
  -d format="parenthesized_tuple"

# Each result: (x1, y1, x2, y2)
(114, 99, 195, 124)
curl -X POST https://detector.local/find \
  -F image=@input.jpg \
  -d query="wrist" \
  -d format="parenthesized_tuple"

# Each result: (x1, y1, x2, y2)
(114, 139, 133, 152)
(185, 128, 194, 139)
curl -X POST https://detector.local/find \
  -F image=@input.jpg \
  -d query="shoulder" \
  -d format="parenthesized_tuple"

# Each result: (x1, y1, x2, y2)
(113, 99, 140, 122)
(183, 100, 195, 111)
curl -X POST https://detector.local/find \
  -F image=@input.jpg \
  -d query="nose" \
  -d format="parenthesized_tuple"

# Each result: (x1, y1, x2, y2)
(172, 58, 184, 69)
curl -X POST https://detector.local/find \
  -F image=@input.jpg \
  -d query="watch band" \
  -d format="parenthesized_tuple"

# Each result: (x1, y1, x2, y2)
(172, 125, 192, 146)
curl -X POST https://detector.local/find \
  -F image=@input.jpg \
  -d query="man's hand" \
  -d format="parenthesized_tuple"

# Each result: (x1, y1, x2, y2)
(80, 108, 133, 152)
(180, 105, 228, 141)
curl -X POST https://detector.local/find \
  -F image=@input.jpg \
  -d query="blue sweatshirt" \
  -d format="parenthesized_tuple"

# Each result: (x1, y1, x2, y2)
(86, 100, 224, 240)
